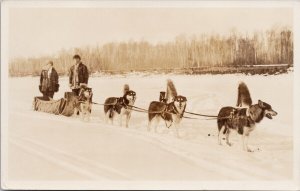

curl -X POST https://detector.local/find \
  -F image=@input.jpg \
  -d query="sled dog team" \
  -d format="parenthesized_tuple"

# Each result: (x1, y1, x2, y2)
(100, 79, 277, 152)
(39, 55, 278, 152)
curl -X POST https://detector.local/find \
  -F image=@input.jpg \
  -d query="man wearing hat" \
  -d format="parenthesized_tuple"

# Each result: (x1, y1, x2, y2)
(69, 54, 89, 96)
(39, 61, 59, 98)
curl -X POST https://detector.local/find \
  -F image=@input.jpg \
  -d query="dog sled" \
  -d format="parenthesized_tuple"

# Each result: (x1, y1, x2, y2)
(33, 92, 77, 117)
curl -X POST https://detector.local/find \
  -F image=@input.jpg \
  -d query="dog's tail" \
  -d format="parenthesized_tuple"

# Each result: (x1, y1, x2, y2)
(166, 79, 178, 103)
(237, 81, 252, 107)
(123, 84, 130, 94)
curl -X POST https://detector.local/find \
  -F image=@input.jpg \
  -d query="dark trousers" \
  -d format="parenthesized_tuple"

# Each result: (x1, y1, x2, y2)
(72, 88, 80, 96)
(42, 91, 54, 98)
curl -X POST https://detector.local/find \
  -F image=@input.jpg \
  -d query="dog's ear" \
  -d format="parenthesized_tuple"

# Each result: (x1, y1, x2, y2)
(258, 100, 264, 108)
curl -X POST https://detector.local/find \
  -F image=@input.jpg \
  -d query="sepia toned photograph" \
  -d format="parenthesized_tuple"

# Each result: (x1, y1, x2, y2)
(1, 0, 300, 190)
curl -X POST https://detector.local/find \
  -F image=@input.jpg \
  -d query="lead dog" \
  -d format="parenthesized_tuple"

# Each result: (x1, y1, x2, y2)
(104, 84, 136, 128)
(217, 82, 277, 152)
(147, 79, 187, 137)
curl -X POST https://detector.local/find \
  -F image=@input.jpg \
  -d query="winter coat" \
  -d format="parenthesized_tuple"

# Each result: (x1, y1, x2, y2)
(69, 62, 89, 89)
(40, 68, 59, 92)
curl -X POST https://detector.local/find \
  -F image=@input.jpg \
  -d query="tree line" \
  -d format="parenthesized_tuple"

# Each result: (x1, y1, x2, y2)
(9, 26, 293, 76)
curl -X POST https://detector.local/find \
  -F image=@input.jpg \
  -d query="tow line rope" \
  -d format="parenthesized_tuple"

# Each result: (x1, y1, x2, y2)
(185, 111, 218, 118)
(90, 101, 230, 120)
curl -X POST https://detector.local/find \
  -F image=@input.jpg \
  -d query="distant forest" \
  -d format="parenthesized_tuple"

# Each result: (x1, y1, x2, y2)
(9, 26, 293, 76)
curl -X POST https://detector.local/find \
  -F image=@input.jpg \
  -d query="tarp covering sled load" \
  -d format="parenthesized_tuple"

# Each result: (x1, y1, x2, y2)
(33, 92, 76, 116)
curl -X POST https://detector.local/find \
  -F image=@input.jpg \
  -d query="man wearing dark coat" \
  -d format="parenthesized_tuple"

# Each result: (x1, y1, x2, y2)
(39, 61, 59, 98)
(69, 54, 89, 96)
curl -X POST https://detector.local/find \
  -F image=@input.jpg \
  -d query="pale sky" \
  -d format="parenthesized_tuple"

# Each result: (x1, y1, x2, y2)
(8, 7, 293, 59)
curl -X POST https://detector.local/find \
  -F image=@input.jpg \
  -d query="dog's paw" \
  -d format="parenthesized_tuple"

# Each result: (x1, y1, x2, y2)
(226, 142, 233, 146)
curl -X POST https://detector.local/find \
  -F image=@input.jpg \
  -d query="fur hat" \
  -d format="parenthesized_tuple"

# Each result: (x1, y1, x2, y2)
(73, 54, 81, 60)
(48, 61, 53, 66)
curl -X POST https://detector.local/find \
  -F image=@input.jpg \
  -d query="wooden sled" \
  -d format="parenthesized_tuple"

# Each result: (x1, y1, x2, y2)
(33, 92, 78, 117)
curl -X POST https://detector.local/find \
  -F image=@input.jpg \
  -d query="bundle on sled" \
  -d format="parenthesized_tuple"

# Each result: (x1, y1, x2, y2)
(33, 92, 77, 117)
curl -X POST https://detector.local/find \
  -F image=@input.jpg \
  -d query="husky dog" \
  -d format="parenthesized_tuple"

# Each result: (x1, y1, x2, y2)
(73, 84, 93, 121)
(104, 84, 136, 128)
(217, 82, 277, 152)
(148, 79, 187, 137)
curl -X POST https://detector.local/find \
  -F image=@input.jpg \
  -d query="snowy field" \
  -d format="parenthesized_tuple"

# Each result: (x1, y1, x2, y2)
(5, 73, 293, 183)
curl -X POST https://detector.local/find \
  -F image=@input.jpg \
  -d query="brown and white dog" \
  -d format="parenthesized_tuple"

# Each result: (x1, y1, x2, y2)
(73, 84, 93, 121)
(217, 82, 277, 152)
(147, 79, 187, 137)
(104, 84, 136, 128)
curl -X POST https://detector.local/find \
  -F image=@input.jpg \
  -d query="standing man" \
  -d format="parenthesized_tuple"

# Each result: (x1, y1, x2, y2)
(39, 61, 59, 98)
(69, 54, 89, 96)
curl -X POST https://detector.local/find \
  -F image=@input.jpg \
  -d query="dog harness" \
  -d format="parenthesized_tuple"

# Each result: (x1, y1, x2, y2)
(227, 107, 256, 134)
(111, 97, 134, 114)
(160, 102, 185, 128)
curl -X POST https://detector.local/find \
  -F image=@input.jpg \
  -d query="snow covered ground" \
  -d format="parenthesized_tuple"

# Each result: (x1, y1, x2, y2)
(4, 73, 294, 186)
